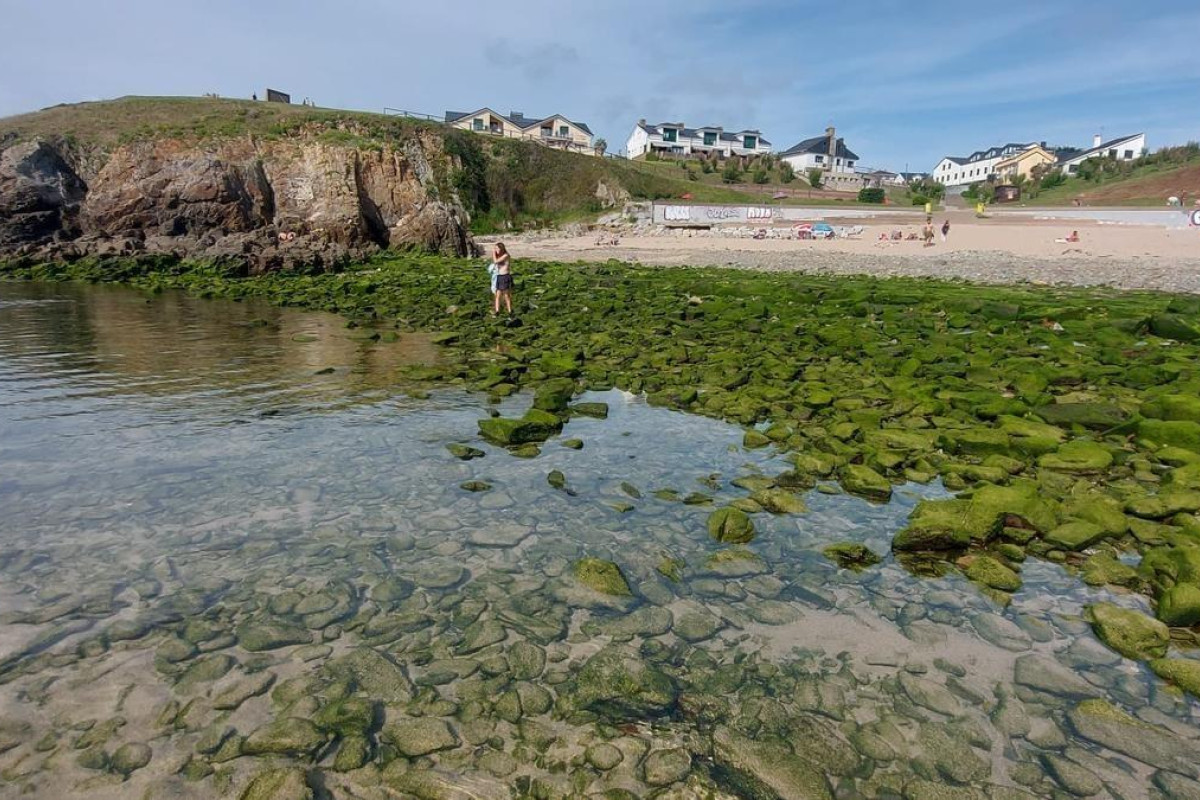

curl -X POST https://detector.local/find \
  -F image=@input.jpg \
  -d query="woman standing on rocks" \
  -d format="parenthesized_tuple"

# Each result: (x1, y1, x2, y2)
(492, 242, 514, 315)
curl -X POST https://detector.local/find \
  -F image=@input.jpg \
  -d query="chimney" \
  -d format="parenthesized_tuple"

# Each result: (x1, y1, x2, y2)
(826, 126, 836, 160)
(1093, 133, 1102, 148)
(638, 118, 646, 126)
(510, 111, 523, 119)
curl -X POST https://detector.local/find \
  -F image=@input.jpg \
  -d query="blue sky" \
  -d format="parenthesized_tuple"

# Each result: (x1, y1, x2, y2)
(2, 0, 1198, 171)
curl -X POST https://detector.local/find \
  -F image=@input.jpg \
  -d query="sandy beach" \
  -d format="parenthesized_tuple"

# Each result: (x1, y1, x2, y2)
(499, 208, 1200, 293)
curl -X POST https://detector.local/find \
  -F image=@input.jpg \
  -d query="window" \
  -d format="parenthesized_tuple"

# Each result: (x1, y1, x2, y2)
(814, 154, 824, 163)
(662, 128, 677, 142)
(703, 131, 717, 146)
(848, 161, 854, 168)
(473, 118, 484, 131)
(1123, 149, 1133, 159)
(743, 135, 757, 149)
(559, 125, 569, 138)
(1068, 164, 1077, 173)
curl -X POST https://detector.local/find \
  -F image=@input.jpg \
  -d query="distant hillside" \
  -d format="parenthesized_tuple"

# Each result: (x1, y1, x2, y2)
(0, 96, 794, 239)
(1030, 144, 1200, 206)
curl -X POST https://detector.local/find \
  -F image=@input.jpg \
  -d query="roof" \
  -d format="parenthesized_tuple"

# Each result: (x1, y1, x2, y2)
(1056, 133, 1143, 164)
(445, 108, 592, 135)
(637, 121, 771, 146)
(939, 142, 1034, 167)
(780, 135, 860, 161)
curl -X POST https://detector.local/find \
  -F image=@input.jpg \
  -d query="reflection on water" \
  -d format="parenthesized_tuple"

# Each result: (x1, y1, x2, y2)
(1, 281, 1198, 799)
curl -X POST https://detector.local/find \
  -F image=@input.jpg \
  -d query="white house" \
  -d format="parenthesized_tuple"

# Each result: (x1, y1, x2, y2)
(932, 142, 1034, 187)
(444, 108, 595, 155)
(625, 120, 771, 159)
(780, 128, 860, 173)
(779, 127, 865, 190)
(1056, 133, 1146, 175)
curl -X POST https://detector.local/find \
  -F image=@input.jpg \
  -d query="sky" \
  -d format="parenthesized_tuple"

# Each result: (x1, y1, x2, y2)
(2, 0, 1199, 171)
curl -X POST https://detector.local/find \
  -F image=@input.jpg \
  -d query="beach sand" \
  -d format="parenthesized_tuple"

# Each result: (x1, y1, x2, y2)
(499, 209, 1200, 293)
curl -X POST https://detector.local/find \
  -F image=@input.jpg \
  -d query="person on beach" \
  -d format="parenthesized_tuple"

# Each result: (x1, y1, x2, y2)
(923, 221, 935, 247)
(491, 242, 513, 315)
(941, 219, 950, 243)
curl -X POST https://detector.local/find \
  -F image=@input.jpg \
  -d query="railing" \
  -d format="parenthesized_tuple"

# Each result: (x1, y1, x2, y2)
(382, 108, 442, 122)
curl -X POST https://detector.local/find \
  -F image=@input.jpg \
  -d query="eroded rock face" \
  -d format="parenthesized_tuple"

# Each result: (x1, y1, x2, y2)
(0, 131, 475, 270)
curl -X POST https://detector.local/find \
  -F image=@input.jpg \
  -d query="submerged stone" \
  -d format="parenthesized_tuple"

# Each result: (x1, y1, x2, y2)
(570, 648, 677, 720)
(238, 768, 313, 800)
(572, 557, 632, 596)
(446, 443, 485, 460)
(381, 717, 459, 757)
(237, 621, 313, 652)
(750, 488, 808, 514)
(1067, 699, 1199, 775)
(642, 747, 691, 786)
(822, 543, 882, 571)
(242, 717, 327, 757)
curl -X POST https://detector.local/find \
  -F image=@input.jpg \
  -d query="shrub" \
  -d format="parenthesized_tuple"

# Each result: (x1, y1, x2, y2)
(645, 151, 660, 162)
(1040, 170, 1067, 189)
(752, 168, 769, 184)
(807, 168, 823, 189)
(722, 162, 742, 183)
(857, 187, 885, 203)
(779, 161, 795, 183)
(700, 160, 714, 174)
(910, 193, 929, 206)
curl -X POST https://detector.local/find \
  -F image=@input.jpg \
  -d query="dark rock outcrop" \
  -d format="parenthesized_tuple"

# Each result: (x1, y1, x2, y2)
(0, 129, 476, 271)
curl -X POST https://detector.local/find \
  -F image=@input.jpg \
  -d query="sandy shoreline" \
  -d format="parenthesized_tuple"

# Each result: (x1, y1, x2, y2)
(496, 209, 1200, 293)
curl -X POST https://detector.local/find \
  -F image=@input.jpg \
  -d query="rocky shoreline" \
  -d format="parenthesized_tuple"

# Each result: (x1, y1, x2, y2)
(7, 255, 1200, 798)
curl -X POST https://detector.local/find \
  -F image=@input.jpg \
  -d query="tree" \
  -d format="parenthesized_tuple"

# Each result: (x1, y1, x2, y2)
(721, 161, 742, 183)
(807, 168, 824, 189)
(779, 161, 795, 183)
(594, 138, 607, 156)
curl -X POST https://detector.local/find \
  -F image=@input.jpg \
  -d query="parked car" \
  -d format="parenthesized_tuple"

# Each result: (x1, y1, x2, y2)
(812, 222, 835, 239)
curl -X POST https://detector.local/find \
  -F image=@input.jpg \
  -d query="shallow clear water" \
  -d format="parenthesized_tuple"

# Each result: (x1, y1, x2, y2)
(1, 281, 1199, 799)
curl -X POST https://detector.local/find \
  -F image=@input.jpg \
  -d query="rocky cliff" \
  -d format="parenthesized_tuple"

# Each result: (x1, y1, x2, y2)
(0, 117, 476, 272)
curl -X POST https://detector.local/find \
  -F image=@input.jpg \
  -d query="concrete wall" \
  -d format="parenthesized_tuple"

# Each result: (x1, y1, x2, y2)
(652, 203, 918, 225)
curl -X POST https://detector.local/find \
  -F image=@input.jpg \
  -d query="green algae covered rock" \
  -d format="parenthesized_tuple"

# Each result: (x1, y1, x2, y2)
(572, 557, 632, 596)
(750, 487, 807, 514)
(236, 621, 313, 652)
(477, 408, 563, 445)
(110, 742, 152, 775)
(1143, 394, 1200, 423)
(708, 506, 755, 544)
(570, 648, 677, 720)
(1038, 440, 1113, 473)
(571, 401, 609, 418)
(895, 482, 1055, 551)
(1081, 553, 1141, 588)
(965, 555, 1021, 592)
(1087, 602, 1169, 660)
(242, 717, 327, 757)
(239, 768, 313, 800)
(1126, 490, 1200, 519)
(1067, 698, 1197, 774)
(840, 464, 892, 501)
(823, 543, 881, 571)
(1149, 313, 1200, 343)
(531, 377, 576, 413)
(446, 443, 485, 460)
(743, 429, 771, 449)
(1037, 402, 1128, 430)
(1149, 658, 1200, 698)
(380, 717, 459, 757)
(1043, 521, 1108, 551)
(712, 729, 833, 800)
(1157, 583, 1200, 627)
(1139, 419, 1200, 454)
(642, 747, 692, 786)
(324, 647, 413, 704)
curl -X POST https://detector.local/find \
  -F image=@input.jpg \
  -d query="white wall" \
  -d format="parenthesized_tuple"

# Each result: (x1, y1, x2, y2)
(1059, 134, 1147, 174)
(626, 127, 650, 158)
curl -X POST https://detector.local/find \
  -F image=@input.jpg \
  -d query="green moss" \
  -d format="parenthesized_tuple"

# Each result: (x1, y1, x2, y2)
(1149, 658, 1200, 697)
(822, 543, 882, 571)
(1087, 602, 1169, 660)
(707, 507, 756, 544)
(572, 557, 632, 596)
(1156, 583, 1200, 626)
(840, 464, 892, 501)
(964, 555, 1021, 592)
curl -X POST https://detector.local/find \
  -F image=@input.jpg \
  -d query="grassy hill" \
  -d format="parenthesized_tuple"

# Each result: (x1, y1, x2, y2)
(0, 96, 888, 232)
(1025, 144, 1200, 207)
